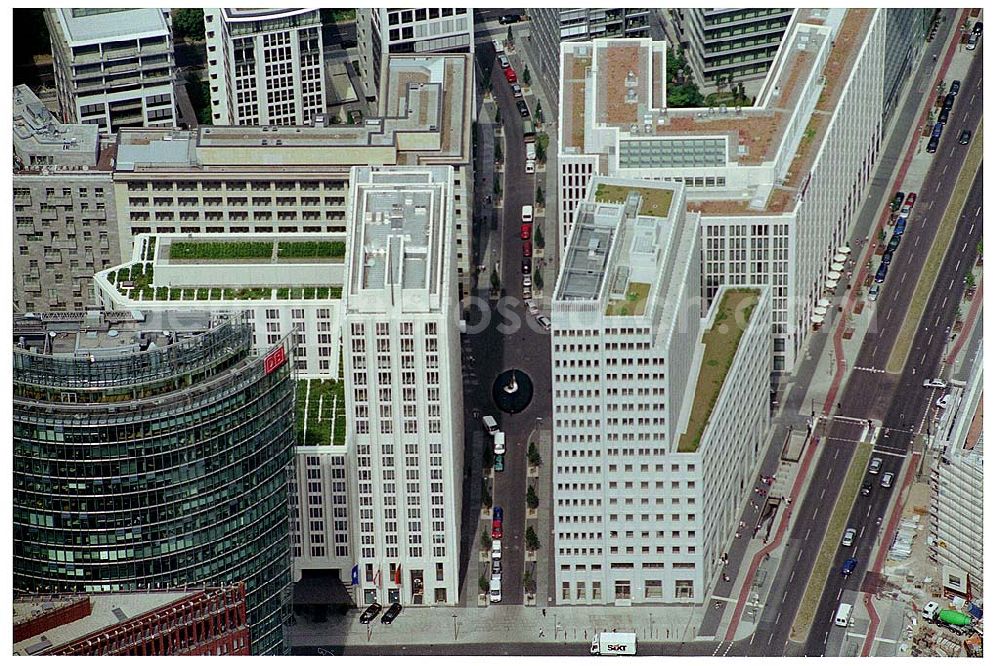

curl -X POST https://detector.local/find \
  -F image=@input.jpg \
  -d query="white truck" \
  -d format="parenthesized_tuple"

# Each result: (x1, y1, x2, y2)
(590, 632, 636, 656)
(525, 141, 536, 161)
(834, 603, 853, 627)
(493, 431, 506, 455)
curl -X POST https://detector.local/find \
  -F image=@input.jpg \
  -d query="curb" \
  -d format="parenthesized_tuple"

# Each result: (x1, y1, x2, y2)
(945, 285, 982, 365)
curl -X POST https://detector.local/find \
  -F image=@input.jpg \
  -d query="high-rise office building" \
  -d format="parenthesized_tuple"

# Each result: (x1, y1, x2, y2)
(882, 9, 934, 127)
(342, 165, 464, 607)
(204, 8, 326, 126)
(669, 9, 793, 91)
(551, 176, 771, 604)
(12, 85, 120, 312)
(356, 8, 473, 106)
(13, 310, 296, 655)
(44, 8, 176, 132)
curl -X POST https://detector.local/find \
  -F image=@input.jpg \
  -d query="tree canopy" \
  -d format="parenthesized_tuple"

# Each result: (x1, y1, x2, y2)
(172, 9, 205, 42)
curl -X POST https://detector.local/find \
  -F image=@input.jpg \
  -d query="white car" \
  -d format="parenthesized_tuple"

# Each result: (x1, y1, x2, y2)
(935, 394, 951, 409)
(521, 204, 533, 223)
(489, 576, 502, 603)
(923, 378, 947, 389)
(493, 432, 506, 455)
(522, 275, 532, 288)
(536, 315, 551, 331)
(481, 414, 499, 434)
(842, 528, 857, 547)
(492, 39, 504, 54)
(525, 160, 535, 174)
(491, 539, 502, 561)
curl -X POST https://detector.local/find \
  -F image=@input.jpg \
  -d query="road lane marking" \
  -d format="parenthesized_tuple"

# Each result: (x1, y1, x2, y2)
(948, 148, 954, 159)
(749, 633, 756, 646)
(837, 587, 843, 601)
(798, 549, 804, 562)
(859, 525, 866, 539)
(920, 352, 926, 365)
(962, 242, 968, 252)
(937, 180, 943, 191)
(976, 206, 982, 217)
(948, 278, 954, 290)
(783, 590, 789, 603)
(826, 467, 833, 479)
(872, 448, 907, 458)
(820, 488, 827, 500)
(833, 448, 840, 459)
(943, 163, 949, 174)
(812, 506, 819, 519)
(935, 315, 941, 327)
(768, 632, 775, 646)
(790, 570, 797, 583)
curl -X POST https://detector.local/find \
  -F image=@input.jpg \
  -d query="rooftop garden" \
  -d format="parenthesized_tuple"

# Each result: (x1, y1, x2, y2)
(170, 241, 272, 260)
(277, 241, 346, 260)
(606, 282, 651, 316)
(594, 183, 674, 217)
(296, 375, 346, 448)
(105, 263, 342, 301)
(678, 288, 760, 453)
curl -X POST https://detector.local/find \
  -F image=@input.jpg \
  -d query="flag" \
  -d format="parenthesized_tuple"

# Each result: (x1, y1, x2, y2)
(374, 568, 383, 589)
(394, 564, 402, 586)
(351, 564, 359, 586)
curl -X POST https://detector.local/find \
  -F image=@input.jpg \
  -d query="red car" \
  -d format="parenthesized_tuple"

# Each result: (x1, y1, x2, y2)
(492, 519, 503, 539)
(522, 241, 532, 257)
(504, 68, 517, 84)
(905, 192, 916, 207)
(520, 223, 532, 240)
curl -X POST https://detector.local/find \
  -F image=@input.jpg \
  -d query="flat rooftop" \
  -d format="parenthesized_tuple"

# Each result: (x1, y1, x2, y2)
(56, 8, 170, 44)
(12, 84, 101, 167)
(222, 8, 317, 22)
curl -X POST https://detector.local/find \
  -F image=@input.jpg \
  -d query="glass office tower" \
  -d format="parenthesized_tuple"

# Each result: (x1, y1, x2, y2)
(13, 310, 296, 655)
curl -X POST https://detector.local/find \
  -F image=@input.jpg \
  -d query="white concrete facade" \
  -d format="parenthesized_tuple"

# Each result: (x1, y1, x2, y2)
(204, 8, 326, 126)
(551, 177, 772, 604)
(557, 10, 905, 373)
(343, 166, 464, 607)
(44, 8, 176, 132)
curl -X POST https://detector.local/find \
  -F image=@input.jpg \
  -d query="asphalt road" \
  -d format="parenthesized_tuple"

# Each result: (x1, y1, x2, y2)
(297, 640, 725, 657)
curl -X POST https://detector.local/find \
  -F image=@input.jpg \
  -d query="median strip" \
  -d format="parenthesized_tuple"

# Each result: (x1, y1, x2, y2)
(788, 440, 872, 643)
(886, 122, 982, 373)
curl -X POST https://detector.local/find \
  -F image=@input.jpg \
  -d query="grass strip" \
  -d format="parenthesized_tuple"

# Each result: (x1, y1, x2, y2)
(886, 122, 982, 373)
(788, 440, 872, 642)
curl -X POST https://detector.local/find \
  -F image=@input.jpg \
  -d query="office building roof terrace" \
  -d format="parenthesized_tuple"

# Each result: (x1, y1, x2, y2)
(55, 8, 170, 44)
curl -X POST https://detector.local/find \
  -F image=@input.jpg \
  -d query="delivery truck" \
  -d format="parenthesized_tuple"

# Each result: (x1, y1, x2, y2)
(590, 632, 636, 656)
(834, 603, 853, 627)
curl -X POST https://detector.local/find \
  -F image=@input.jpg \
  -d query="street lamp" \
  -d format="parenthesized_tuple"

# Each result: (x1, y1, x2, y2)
(453, 613, 459, 641)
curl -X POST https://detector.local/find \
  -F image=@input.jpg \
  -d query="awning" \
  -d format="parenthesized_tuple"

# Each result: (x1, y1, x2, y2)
(827, 270, 842, 280)
(831, 262, 845, 272)
(813, 306, 828, 316)
(833, 253, 848, 263)
(810, 315, 825, 324)
(294, 570, 355, 606)
(825, 279, 839, 289)
(838, 245, 852, 254)
(817, 298, 831, 307)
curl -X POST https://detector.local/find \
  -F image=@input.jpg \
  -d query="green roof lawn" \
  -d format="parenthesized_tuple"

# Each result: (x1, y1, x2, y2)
(606, 282, 651, 316)
(296, 377, 346, 448)
(677, 288, 761, 453)
(594, 183, 674, 217)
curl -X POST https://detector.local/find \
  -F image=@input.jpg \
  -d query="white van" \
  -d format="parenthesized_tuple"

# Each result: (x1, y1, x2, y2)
(492, 39, 504, 54)
(482, 415, 499, 435)
(489, 576, 502, 603)
(521, 205, 533, 223)
(493, 431, 506, 455)
(491, 539, 502, 561)
(835, 603, 853, 627)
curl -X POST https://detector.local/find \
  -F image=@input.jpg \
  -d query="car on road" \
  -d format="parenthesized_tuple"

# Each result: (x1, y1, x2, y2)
(536, 315, 551, 331)
(880, 472, 895, 488)
(938, 107, 950, 125)
(521, 205, 533, 223)
(973, 21, 983, 35)
(493, 506, 503, 522)
(868, 284, 880, 302)
(875, 263, 888, 283)
(932, 122, 944, 139)
(482, 415, 499, 434)
(959, 129, 971, 145)
(521, 223, 532, 240)
(525, 160, 535, 174)
(936, 394, 951, 409)
(492, 519, 503, 539)
(489, 576, 502, 603)
(493, 453, 504, 472)
(942, 93, 955, 112)
(493, 431, 506, 455)
(950, 80, 961, 95)
(868, 457, 883, 475)
(526, 299, 539, 314)
(498, 54, 510, 69)
(493, 39, 504, 54)
(511, 83, 523, 98)
(889, 191, 904, 212)
(381, 602, 402, 625)
(886, 234, 902, 253)
(522, 274, 532, 287)
(923, 378, 947, 389)
(842, 528, 857, 547)
(901, 191, 916, 213)
(523, 240, 532, 257)
(359, 603, 382, 624)
(894, 219, 907, 236)
(516, 99, 530, 118)
(491, 539, 502, 560)
(498, 14, 521, 24)
(861, 480, 873, 496)
(841, 558, 858, 576)
(966, 31, 979, 50)
(504, 67, 518, 84)
(881, 250, 894, 266)
(491, 559, 502, 575)
(927, 136, 939, 153)
(522, 258, 532, 274)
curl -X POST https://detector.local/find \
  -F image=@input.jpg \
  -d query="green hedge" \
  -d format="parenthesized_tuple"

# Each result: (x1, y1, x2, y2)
(277, 241, 346, 259)
(170, 241, 272, 260)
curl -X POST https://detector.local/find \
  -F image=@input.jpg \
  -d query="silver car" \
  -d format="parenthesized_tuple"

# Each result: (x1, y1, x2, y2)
(842, 528, 857, 547)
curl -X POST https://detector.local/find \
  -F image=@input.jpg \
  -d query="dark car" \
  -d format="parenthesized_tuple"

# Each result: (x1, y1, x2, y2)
(942, 93, 955, 112)
(959, 129, 971, 145)
(841, 557, 858, 576)
(894, 219, 907, 236)
(522, 258, 531, 274)
(973, 21, 983, 35)
(493, 506, 504, 522)
(522, 240, 532, 257)
(881, 250, 894, 265)
(938, 107, 950, 125)
(516, 99, 530, 119)
(950, 80, 961, 95)
(875, 263, 888, 284)
(498, 14, 522, 24)
(381, 602, 403, 625)
(927, 137, 939, 153)
(492, 519, 503, 539)
(889, 191, 904, 212)
(861, 481, 873, 496)
(932, 122, 944, 139)
(887, 234, 902, 252)
(359, 602, 383, 624)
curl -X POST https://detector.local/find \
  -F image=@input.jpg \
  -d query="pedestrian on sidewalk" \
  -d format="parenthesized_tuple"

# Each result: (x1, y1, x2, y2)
(735, 532, 741, 539)
(542, 609, 546, 617)
(539, 629, 544, 638)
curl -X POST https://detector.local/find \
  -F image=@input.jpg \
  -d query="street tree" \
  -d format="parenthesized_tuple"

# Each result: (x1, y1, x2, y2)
(523, 66, 531, 87)
(172, 9, 205, 41)
(523, 570, 536, 593)
(480, 575, 489, 593)
(536, 185, 544, 206)
(481, 528, 492, 550)
(525, 526, 540, 551)
(526, 485, 539, 509)
(528, 441, 542, 466)
(535, 132, 549, 163)
(535, 100, 545, 124)
(495, 105, 502, 125)
(491, 268, 501, 291)
(534, 224, 545, 249)
(533, 267, 543, 290)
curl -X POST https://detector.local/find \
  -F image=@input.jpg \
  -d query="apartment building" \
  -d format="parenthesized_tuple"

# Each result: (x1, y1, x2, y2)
(44, 8, 176, 132)
(558, 9, 925, 374)
(342, 166, 464, 607)
(356, 8, 473, 106)
(669, 9, 793, 91)
(551, 177, 771, 604)
(527, 9, 655, 100)
(204, 8, 326, 126)
(929, 343, 983, 597)
(110, 53, 475, 299)
(12, 85, 119, 312)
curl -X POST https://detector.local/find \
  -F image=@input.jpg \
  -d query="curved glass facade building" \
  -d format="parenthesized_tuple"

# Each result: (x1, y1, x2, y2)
(13, 311, 296, 655)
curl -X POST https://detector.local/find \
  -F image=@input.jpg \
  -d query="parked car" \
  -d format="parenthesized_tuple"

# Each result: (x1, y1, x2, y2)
(528, 302, 540, 316)
(881, 472, 895, 488)
(511, 83, 523, 98)
(973, 21, 983, 35)
(932, 122, 944, 139)
(881, 250, 894, 266)
(489, 576, 502, 603)
(498, 54, 510, 69)
(359, 603, 383, 624)
(522, 258, 532, 274)
(927, 137, 939, 153)
(525, 160, 535, 174)
(521, 204, 534, 223)
(889, 191, 904, 212)
(523, 240, 532, 257)
(861, 481, 873, 496)
(938, 107, 950, 125)
(868, 284, 880, 302)
(491, 539, 502, 561)
(842, 528, 857, 547)
(482, 415, 499, 435)
(894, 219, 907, 236)
(381, 602, 403, 625)
(958, 129, 972, 145)
(491, 559, 502, 575)
(936, 394, 951, 409)
(493, 453, 504, 472)
(493, 506, 504, 523)
(516, 99, 530, 118)
(875, 263, 888, 283)
(942, 93, 955, 112)
(498, 13, 521, 24)
(966, 31, 979, 50)
(521, 223, 532, 240)
(841, 558, 858, 576)
(493, 432, 506, 455)
(923, 378, 947, 389)
(887, 234, 902, 252)
(522, 274, 532, 287)
(504, 67, 518, 84)
(868, 457, 883, 475)
(492, 519, 503, 539)
(950, 80, 961, 95)
(492, 39, 504, 54)
(536, 315, 551, 331)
